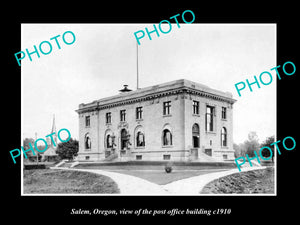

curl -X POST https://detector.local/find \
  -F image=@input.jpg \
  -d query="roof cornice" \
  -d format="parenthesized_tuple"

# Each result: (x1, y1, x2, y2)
(75, 87, 236, 114)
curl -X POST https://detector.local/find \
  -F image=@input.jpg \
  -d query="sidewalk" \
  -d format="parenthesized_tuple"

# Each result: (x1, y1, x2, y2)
(51, 167, 168, 195)
(162, 166, 266, 194)
(51, 165, 266, 195)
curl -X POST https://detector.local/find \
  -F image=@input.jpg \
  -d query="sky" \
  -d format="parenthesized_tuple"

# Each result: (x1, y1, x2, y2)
(21, 23, 276, 144)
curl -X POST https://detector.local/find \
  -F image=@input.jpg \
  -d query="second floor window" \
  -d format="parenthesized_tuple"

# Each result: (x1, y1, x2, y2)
(85, 116, 90, 127)
(193, 100, 199, 115)
(163, 101, 171, 115)
(120, 110, 126, 122)
(106, 112, 111, 124)
(136, 107, 143, 120)
(206, 106, 214, 132)
(222, 107, 227, 119)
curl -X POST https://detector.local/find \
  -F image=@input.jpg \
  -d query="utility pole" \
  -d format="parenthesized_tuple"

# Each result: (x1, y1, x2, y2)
(35, 132, 38, 165)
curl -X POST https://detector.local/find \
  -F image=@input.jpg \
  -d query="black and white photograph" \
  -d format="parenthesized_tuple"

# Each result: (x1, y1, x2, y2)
(4, 4, 298, 222)
(21, 23, 276, 196)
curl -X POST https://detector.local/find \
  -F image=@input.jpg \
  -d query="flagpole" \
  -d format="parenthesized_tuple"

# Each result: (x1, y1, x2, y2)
(136, 41, 139, 90)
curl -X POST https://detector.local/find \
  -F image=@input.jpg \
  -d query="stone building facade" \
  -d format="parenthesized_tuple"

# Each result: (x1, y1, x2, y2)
(75, 79, 236, 162)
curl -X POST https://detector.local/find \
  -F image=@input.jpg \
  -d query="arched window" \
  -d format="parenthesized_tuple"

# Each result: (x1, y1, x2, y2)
(134, 125, 145, 148)
(192, 123, 200, 148)
(163, 129, 172, 146)
(106, 134, 112, 148)
(136, 131, 145, 147)
(104, 129, 115, 149)
(120, 129, 128, 150)
(221, 127, 227, 147)
(85, 133, 91, 149)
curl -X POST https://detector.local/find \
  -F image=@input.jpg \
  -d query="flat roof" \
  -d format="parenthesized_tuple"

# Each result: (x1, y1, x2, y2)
(77, 79, 236, 112)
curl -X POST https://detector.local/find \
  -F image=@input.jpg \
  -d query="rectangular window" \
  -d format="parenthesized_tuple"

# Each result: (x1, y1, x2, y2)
(205, 149, 212, 156)
(85, 156, 90, 160)
(106, 112, 111, 124)
(222, 107, 227, 119)
(120, 110, 126, 122)
(136, 107, 143, 120)
(163, 101, 171, 115)
(85, 116, 90, 127)
(193, 100, 199, 115)
(163, 154, 171, 160)
(206, 106, 214, 132)
(136, 155, 142, 160)
(223, 154, 228, 160)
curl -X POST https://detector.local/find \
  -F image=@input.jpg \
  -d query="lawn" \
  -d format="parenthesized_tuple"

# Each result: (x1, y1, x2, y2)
(23, 169, 120, 194)
(200, 167, 274, 194)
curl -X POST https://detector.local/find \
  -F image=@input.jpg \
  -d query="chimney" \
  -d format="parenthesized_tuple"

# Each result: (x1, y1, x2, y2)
(119, 85, 132, 93)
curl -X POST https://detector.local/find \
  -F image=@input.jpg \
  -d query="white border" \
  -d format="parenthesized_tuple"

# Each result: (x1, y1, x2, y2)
(21, 23, 277, 197)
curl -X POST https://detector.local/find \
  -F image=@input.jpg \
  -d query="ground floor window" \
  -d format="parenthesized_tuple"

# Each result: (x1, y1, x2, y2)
(106, 134, 112, 148)
(163, 129, 172, 146)
(104, 130, 115, 150)
(163, 154, 171, 160)
(136, 155, 142, 160)
(121, 129, 129, 150)
(205, 148, 212, 156)
(85, 133, 91, 150)
(192, 123, 200, 148)
(136, 131, 145, 147)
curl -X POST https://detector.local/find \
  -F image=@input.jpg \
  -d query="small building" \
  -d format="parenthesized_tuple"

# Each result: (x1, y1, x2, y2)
(75, 79, 236, 162)
(24, 115, 59, 163)
(42, 115, 59, 162)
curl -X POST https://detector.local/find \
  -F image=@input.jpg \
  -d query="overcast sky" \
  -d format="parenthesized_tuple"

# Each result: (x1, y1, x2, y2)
(21, 23, 276, 144)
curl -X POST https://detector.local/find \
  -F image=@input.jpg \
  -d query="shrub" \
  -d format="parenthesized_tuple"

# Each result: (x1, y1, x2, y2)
(56, 138, 79, 160)
(164, 162, 173, 173)
(24, 164, 46, 170)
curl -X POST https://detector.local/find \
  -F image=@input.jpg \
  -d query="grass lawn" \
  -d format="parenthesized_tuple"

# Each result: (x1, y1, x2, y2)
(23, 169, 120, 194)
(200, 167, 274, 194)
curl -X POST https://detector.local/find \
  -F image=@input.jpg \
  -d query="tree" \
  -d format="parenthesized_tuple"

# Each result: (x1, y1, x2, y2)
(56, 138, 79, 161)
(233, 143, 240, 158)
(23, 138, 34, 150)
(23, 137, 42, 161)
(248, 131, 259, 142)
(260, 135, 275, 162)
(233, 143, 245, 158)
(243, 131, 260, 157)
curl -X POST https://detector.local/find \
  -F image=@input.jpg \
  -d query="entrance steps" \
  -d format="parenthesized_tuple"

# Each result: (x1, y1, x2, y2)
(54, 160, 79, 168)
(104, 152, 118, 162)
(192, 151, 221, 162)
